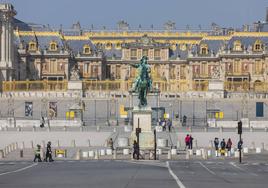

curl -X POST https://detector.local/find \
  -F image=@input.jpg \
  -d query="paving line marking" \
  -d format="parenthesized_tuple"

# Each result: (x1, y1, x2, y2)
(166, 161, 186, 188)
(229, 162, 258, 177)
(198, 162, 216, 175)
(0, 163, 37, 176)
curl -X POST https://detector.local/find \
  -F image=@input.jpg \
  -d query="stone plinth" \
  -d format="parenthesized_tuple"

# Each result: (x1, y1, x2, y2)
(68, 81, 82, 90)
(131, 106, 154, 148)
(208, 80, 224, 91)
(132, 106, 152, 132)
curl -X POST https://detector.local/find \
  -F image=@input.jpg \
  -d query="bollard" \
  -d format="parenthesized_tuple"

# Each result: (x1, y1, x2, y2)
(71, 140, 76, 148)
(63, 126, 67, 131)
(215, 150, 219, 157)
(176, 140, 181, 149)
(171, 149, 177, 155)
(80, 126, 83, 132)
(17, 126, 21, 132)
(208, 140, 213, 149)
(202, 149, 208, 159)
(11, 143, 15, 151)
(157, 149, 162, 155)
(123, 149, 129, 155)
(219, 127, 223, 132)
(82, 151, 88, 158)
(57, 140, 60, 147)
(207, 150, 212, 157)
(32, 126, 36, 132)
(243, 147, 249, 154)
(40, 148, 44, 159)
(261, 143, 265, 151)
(250, 127, 253, 132)
(96, 126, 100, 132)
(88, 139, 91, 147)
(47, 127, 51, 132)
(20, 142, 25, 149)
(113, 127, 116, 133)
(194, 140, 198, 148)
(251, 141, 255, 150)
(100, 149, 106, 156)
(76, 149, 81, 160)
(88, 150, 94, 158)
(256, 147, 262, 153)
(20, 149, 23, 158)
(167, 150, 171, 160)
(8, 145, 12, 153)
(0, 150, 4, 159)
(196, 149, 202, 156)
(113, 149, 117, 159)
(185, 150, 190, 160)
(94, 150, 99, 159)
(188, 149, 193, 156)
(31, 141, 34, 149)
(106, 149, 112, 155)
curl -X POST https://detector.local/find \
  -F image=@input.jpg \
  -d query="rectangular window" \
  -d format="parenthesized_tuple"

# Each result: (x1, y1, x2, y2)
(130, 49, 137, 60)
(49, 59, 57, 73)
(115, 65, 120, 79)
(91, 65, 98, 78)
(142, 49, 148, 57)
(255, 60, 263, 74)
(256, 102, 264, 117)
(154, 49, 160, 60)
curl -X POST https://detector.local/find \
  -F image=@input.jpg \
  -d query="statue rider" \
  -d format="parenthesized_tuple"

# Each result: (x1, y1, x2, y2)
(130, 56, 153, 92)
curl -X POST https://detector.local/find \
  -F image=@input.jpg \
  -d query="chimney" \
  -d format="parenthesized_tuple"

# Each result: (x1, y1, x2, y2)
(266, 7, 268, 22)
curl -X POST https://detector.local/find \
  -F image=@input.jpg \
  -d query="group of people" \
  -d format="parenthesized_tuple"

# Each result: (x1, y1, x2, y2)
(214, 138, 233, 155)
(159, 118, 173, 132)
(184, 134, 194, 150)
(33, 141, 54, 162)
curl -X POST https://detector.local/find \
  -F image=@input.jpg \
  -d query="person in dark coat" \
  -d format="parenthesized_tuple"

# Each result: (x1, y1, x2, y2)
(132, 140, 139, 159)
(189, 135, 194, 149)
(33, 144, 42, 162)
(44, 141, 54, 162)
(214, 137, 219, 151)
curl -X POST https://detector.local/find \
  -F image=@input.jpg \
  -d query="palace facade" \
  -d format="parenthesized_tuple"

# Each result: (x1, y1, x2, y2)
(2, 3, 268, 93)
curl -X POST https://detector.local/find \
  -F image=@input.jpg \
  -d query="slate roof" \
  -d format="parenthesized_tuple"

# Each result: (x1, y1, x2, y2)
(65, 39, 97, 55)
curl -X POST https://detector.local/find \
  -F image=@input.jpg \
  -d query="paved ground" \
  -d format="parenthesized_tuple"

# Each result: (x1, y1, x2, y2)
(0, 158, 268, 188)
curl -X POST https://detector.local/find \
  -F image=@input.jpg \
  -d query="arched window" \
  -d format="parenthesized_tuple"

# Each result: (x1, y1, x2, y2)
(83, 44, 91, 54)
(233, 40, 242, 51)
(115, 42, 121, 49)
(200, 43, 208, 55)
(105, 42, 112, 49)
(49, 41, 57, 51)
(29, 41, 37, 51)
(254, 40, 263, 51)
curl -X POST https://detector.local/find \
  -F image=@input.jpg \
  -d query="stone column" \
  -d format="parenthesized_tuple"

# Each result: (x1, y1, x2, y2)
(0, 4, 16, 81)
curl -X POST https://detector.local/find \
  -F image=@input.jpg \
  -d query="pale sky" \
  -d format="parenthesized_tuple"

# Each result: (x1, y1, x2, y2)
(2, 0, 268, 30)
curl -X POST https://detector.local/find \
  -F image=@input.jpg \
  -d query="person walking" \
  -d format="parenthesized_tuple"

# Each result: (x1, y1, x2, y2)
(220, 139, 226, 156)
(226, 138, 232, 151)
(214, 137, 219, 156)
(185, 134, 190, 150)
(132, 140, 139, 159)
(33, 144, 42, 162)
(108, 138, 114, 151)
(167, 119, 172, 132)
(189, 135, 194, 149)
(44, 141, 54, 162)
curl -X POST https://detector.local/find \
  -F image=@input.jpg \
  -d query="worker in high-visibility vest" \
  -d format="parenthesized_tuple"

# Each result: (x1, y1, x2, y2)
(33, 144, 42, 162)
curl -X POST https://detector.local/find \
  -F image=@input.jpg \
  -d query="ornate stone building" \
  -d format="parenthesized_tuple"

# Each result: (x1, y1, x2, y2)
(2, 3, 268, 94)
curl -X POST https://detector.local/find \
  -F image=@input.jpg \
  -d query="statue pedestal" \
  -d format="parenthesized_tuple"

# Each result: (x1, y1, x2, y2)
(131, 106, 154, 148)
(208, 80, 224, 91)
(68, 80, 83, 97)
